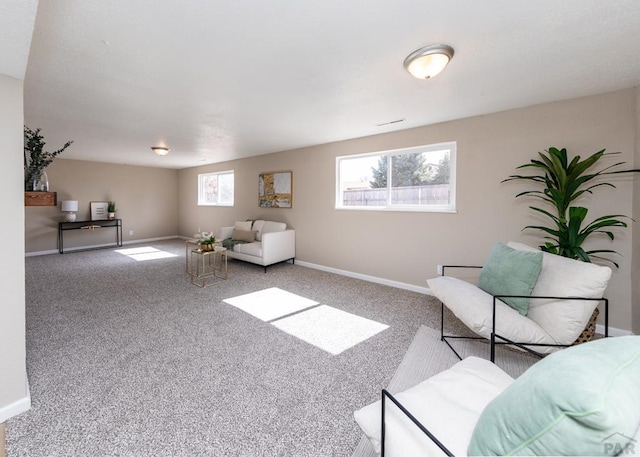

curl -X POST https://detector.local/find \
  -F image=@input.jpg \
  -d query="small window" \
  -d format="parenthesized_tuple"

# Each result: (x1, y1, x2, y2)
(336, 142, 456, 212)
(198, 170, 234, 206)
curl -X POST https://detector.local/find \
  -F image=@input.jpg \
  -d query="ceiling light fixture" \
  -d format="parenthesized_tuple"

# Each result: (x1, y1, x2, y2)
(151, 146, 170, 156)
(403, 44, 454, 79)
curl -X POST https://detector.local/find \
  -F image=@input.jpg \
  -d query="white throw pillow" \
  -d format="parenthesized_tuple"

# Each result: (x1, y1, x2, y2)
(507, 242, 611, 344)
(234, 220, 252, 231)
(353, 357, 513, 457)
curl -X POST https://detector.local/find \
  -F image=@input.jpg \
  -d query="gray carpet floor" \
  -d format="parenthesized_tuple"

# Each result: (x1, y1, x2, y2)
(9, 239, 478, 456)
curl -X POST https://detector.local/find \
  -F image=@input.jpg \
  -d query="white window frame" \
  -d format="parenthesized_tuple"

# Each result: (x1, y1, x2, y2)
(335, 142, 457, 213)
(198, 170, 234, 206)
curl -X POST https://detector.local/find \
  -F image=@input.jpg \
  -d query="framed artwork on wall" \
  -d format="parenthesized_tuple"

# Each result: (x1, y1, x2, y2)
(258, 171, 293, 208)
(90, 201, 109, 220)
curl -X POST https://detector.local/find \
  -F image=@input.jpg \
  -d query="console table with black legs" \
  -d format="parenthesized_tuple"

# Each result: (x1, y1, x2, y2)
(58, 219, 123, 254)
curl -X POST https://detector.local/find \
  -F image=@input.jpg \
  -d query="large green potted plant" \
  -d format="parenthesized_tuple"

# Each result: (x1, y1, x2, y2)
(24, 126, 73, 191)
(503, 147, 639, 268)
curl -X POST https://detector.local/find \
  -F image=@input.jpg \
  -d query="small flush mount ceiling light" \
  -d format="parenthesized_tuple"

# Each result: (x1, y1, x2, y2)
(151, 146, 170, 156)
(403, 44, 454, 79)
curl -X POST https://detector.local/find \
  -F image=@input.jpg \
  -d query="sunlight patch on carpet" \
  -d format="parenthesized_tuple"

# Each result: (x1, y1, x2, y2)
(115, 246, 178, 261)
(223, 287, 319, 321)
(272, 305, 389, 355)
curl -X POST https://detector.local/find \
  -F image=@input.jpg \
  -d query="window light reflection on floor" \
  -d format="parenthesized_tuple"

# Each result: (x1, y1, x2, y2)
(115, 246, 178, 261)
(224, 288, 389, 355)
(223, 287, 319, 321)
(272, 305, 389, 355)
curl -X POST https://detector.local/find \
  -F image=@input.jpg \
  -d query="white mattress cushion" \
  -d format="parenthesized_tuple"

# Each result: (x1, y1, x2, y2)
(353, 356, 513, 456)
(427, 276, 556, 351)
(507, 242, 611, 345)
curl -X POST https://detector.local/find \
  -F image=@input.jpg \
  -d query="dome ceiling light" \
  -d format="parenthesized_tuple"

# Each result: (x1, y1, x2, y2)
(403, 44, 454, 79)
(151, 146, 170, 156)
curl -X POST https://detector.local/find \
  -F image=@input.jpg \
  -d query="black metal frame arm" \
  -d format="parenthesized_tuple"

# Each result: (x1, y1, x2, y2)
(489, 294, 608, 362)
(381, 389, 454, 457)
(437, 265, 609, 363)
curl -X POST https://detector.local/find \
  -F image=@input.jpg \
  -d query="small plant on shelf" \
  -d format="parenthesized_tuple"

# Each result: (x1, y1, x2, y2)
(107, 201, 117, 219)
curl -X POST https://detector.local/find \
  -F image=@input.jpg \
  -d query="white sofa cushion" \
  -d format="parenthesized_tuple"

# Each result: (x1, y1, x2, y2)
(507, 242, 611, 345)
(353, 356, 513, 456)
(262, 221, 286, 236)
(252, 220, 266, 241)
(233, 241, 262, 257)
(427, 276, 555, 351)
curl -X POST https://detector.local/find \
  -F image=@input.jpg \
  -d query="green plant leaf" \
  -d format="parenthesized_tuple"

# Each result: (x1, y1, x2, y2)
(504, 147, 638, 268)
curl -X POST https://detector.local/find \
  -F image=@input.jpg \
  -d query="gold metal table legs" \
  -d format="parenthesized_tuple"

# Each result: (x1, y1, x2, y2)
(190, 248, 228, 287)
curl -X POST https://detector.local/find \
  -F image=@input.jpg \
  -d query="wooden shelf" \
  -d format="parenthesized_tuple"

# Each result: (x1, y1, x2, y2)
(25, 191, 57, 207)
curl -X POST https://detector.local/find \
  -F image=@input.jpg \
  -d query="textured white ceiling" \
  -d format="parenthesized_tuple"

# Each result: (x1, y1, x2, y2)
(0, 0, 38, 79)
(20, 0, 640, 169)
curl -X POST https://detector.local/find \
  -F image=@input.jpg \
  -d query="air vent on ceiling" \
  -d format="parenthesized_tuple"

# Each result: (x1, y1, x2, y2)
(376, 118, 405, 127)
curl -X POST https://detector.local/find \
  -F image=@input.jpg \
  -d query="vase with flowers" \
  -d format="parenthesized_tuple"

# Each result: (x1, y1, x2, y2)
(200, 235, 216, 251)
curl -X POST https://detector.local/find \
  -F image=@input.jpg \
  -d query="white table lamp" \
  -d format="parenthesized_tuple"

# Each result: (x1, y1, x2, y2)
(61, 200, 79, 222)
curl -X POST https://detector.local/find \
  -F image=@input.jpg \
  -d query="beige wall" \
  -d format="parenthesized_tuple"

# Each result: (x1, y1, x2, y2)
(25, 159, 179, 253)
(179, 88, 637, 332)
(0, 75, 29, 422)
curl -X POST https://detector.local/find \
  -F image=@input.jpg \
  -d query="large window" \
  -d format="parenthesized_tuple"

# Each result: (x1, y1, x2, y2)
(336, 142, 456, 212)
(198, 170, 234, 206)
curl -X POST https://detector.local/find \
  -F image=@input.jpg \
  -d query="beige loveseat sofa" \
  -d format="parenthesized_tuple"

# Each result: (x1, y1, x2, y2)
(219, 220, 295, 272)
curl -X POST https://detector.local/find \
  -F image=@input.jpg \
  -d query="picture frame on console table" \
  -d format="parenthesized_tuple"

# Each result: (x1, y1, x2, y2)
(90, 201, 109, 220)
(258, 171, 293, 208)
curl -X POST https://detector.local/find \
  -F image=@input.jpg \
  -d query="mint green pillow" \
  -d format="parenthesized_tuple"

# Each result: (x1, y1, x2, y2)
(468, 336, 640, 456)
(478, 243, 542, 315)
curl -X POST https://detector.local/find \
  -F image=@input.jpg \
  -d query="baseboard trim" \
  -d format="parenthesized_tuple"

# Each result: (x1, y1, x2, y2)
(596, 324, 633, 337)
(25, 236, 179, 257)
(0, 376, 30, 423)
(294, 260, 432, 295)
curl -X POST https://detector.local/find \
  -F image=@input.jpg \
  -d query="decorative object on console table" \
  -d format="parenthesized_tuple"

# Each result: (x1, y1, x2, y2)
(258, 171, 293, 208)
(61, 200, 78, 222)
(25, 191, 57, 207)
(107, 201, 117, 219)
(90, 201, 109, 220)
(23, 125, 73, 192)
